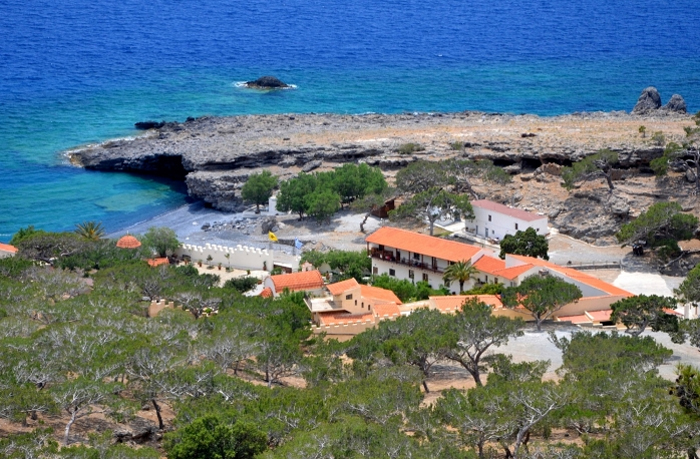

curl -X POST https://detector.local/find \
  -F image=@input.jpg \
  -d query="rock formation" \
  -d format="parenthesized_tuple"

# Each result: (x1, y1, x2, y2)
(244, 76, 289, 89)
(632, 86, 662, 114)
(662, 94, 687, 113)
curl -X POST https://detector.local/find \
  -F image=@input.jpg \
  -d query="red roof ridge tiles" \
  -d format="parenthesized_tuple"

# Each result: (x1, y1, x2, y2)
(471, 200, 545, 222)
(270, 270, 324, 292)
(366, 227, 482, 263)
(259, 287, 273, 298)
(146, 257, 169, 267)
(327, 278, 360, 295)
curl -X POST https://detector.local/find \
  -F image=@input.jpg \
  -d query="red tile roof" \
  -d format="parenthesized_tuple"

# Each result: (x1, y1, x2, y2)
(557, 313, 593, 324)
(473, 255, 506, 274)
(327, 278, 360, 296)
(366, 227, 482, 263)
(373, 303, 401, 318)
(116, 235, 141, 249)
(360, 285, 402, 305)
(0, 243, 18, 253)
(587, 309, 613, 322)
(430, 294, 503, 313)
(270, 270, 324, 292)
(259, 287, 273, 298)
(492, 264, 537, 280)
(472, 200, 546, 222)
(317, 311, 375, 326)
(147, 257, 169, 267)
(507, 254, 633, 297)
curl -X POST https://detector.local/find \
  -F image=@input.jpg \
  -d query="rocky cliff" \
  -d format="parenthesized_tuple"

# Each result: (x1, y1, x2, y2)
(68, 110, 697, 242)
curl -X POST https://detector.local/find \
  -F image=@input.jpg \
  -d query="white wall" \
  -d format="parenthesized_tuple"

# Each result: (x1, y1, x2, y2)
(177, 243, 275, 271)
(465, 207, 548, 240)
(372, 258, 478, 294)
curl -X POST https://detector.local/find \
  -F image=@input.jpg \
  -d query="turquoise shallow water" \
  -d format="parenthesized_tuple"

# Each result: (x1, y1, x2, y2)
(1, 0, 699, 241)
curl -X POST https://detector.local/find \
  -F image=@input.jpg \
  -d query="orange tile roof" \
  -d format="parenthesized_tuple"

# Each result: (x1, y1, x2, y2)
(260, 287, 273, 298)
(557, 313, 593, 324)
(473, 255, 506, 274)
(472, 200, 546, 222)
(147, 257, 169, 267)
(317, 311, 375, 326)
(492, 264, 536, 280)
(586, 310, 613, 322)
(372, 303, 401, 318)
(366, 227, 482, 263)
(360, 285, 402, 305)
(0, 243, 18, 253)
(507, 254, 633, 297)
(116, 234, 141, 249)
(431, 294, 504, 313)
(270, 270, 324, 292)
(327, 278, 360, 296)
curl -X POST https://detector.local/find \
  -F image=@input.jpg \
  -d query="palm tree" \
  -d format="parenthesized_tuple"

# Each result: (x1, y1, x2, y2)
(442, 260, 479, 293)
(74, 221, 106, 241)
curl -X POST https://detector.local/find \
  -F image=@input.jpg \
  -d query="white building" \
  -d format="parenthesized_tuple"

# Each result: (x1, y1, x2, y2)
(465, 200, 548, 241)
(0, 243, 17, 259)
(365, 226, 493, 293)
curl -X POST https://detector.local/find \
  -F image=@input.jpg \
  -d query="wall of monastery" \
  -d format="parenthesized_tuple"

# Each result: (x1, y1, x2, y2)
(176, 243, 276, 271)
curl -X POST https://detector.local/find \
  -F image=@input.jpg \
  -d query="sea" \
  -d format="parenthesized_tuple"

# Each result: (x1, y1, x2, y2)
(1, 0, 699, 242)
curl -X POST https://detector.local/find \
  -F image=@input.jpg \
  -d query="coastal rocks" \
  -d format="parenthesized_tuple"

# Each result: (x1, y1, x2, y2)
(134, 121, 166, 130)
(245, 76, 289, 89)
(632, 87, 687, 115)
(302, 159, 323, 172)
(632, 87, 662, 114)
(662, 94, 687, 114)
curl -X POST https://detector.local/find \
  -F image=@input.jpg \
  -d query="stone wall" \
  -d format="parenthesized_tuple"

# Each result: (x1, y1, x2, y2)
(176, 243, 277, 271)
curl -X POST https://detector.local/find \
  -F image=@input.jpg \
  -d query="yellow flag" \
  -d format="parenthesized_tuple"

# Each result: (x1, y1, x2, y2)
(268, 231, 278, 242)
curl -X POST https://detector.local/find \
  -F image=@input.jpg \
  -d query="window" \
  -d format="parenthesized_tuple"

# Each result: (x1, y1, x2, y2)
(515, 223, 519, 230)
(408, 269, 415, 279)
(389, 269, 396, 276)
(372, 267, 378, 275)
(422, 273, 429, 282)
(355, 300, 357, 306)
(510, 282, 516, 287)
(413, 253, 420, 260)
(488, 215, 492, 222)
(346, 294, 353, 300)
(485, 275, 489, 282)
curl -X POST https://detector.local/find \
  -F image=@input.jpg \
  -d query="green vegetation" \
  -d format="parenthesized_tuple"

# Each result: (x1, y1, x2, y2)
(142, 226, 180, 257)
(224, 276, 260, 293)
(395, 142, 425, 154)
(5, 226, 700, 458)
(391, 187, 473, 235)
(74, 221, 106, 241)
(501, 274, 583, 331)
(639, 125, 647, 138)
(299, 249, 371, 283)
(371, 273, 448, 302)
(442, 260, 479, 293)
(241, 170, 278, 213)
(650, 112, 700, 194)
(651, 130, 666, 146)
(615, 202, 698, 259)
(561, 148, 618, 191)
(610, 294, 679, 336)
(499, 227, 549, 260)
(449, 140, 465, 150)
(276, 163, 387, 222)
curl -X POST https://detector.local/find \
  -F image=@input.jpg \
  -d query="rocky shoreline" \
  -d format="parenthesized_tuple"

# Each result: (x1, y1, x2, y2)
(68, 109, 697, 244)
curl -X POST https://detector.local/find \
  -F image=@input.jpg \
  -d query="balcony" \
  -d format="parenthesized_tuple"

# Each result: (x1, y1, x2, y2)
(369, 248, 444, 274)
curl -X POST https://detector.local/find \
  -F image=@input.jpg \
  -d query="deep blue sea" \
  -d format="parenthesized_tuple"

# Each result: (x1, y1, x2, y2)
(2, 0, 699, 241)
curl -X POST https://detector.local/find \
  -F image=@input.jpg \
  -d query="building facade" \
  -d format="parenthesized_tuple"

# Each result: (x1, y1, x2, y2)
(365, 226, 493, 293)
(465, 199, 548, 241)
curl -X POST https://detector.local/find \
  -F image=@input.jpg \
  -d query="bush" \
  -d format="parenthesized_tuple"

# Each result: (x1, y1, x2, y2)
(224, 277, 259, 293)
(396, 143, 425, 154)
(651, 131, 665, 146)
(449, 141, 464, 150)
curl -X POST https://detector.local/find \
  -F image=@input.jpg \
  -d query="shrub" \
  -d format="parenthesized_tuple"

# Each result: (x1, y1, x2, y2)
(224, 276, 259, 293)
(396, 143, 425, 154)
(651, 131, 665, 146)
(449, 141, 464, 150)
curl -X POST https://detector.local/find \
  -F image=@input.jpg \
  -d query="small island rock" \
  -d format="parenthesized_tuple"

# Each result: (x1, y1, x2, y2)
(134, 121, 165, 130)
(245, 76, 289, 89)
(632, 86, 661, 114)
(662, 94, 687, 114)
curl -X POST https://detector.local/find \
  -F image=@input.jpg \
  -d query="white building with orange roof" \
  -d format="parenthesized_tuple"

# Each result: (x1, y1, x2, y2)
(0, 242, 18, 259)
(308, 277, 403, 335)
(465, 199, 548, 241)
(365, 226, 494, 293)
(263, 270, 326, 297)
